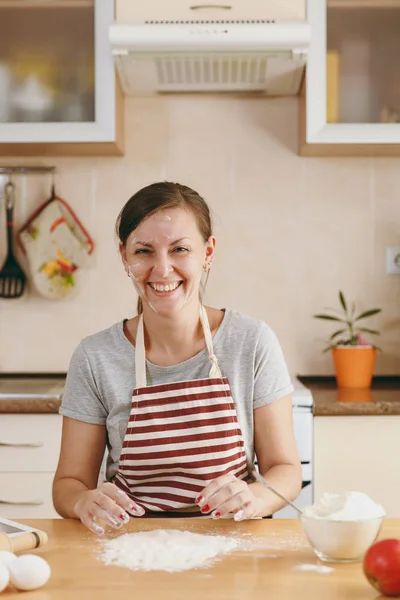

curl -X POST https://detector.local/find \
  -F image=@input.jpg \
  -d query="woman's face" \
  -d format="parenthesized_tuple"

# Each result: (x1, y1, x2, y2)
(120, 207, 215, 315)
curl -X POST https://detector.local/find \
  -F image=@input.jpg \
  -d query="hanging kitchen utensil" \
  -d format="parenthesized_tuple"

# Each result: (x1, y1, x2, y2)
(0, 180, 26, 299)
(18, 181, 94, 300)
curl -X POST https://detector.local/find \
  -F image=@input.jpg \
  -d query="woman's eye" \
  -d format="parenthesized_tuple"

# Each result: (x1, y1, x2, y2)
(134, 248, 151, 255)
(173, 247, 188, 253)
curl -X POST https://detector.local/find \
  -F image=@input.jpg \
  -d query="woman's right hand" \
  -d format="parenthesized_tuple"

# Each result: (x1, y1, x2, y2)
(73, 482, 145, 535)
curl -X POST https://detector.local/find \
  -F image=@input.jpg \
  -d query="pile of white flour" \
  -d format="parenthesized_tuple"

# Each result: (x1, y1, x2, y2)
(99, 529, 238, 572)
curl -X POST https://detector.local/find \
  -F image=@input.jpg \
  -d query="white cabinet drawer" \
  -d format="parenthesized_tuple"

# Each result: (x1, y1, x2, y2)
(0, 414, 62, 472)
(0, 472, 60, 519)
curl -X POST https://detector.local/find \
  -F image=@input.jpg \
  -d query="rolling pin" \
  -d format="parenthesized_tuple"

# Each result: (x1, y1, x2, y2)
(0, 529, 48, 553)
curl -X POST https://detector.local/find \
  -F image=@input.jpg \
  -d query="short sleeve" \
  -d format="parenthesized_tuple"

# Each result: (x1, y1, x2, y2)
(59, 342, 108, 425)
(253, 322, 294, 409)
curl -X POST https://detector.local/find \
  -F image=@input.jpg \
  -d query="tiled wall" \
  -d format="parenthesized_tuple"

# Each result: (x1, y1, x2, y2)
(1, 95, 400, 375)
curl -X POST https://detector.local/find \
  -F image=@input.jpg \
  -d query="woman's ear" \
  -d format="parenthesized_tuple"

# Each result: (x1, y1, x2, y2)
(205, 236, 216, 265)
(119, 242, 129, 274)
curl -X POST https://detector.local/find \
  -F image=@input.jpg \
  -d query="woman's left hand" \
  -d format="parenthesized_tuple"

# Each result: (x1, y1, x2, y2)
(195, 474, 261, 521)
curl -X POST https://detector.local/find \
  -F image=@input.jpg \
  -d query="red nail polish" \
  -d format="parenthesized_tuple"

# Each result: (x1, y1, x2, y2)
(214, 511, 221, 519)
(195, 495, 203, 504)
(201, 504, 210, 513)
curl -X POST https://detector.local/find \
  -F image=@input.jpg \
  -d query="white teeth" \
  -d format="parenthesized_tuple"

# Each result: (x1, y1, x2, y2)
(150, 282, 179, 292)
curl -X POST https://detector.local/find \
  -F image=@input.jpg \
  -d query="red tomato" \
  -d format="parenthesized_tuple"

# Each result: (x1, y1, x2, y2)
(363, 539, 400, 597)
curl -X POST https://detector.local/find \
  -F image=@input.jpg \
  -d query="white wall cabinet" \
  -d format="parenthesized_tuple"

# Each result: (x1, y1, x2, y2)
(0, 0, 124, 156)
(0, 414, 62, 518)
(314, 416, 400, 518)
(301, 0, 400, 156)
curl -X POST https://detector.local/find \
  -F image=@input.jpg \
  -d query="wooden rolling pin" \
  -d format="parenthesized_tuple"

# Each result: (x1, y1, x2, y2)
(0, 529, 48, 553)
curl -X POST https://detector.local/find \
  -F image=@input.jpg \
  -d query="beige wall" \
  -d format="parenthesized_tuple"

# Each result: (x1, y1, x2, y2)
(0, 95, 400, 375)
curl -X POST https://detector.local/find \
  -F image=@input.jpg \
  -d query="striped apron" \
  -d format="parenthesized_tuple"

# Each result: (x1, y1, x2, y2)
(114, 305, 249, 514)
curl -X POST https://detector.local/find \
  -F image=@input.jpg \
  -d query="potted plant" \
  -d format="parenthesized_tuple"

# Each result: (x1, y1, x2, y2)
(313, 291, 382, 388)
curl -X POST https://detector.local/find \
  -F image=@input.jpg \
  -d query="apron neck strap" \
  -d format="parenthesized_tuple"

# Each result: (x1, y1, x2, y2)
(135, 305, 222, 388)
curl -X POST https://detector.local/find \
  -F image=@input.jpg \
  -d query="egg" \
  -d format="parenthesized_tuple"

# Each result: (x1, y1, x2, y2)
(0, 550, 17, 569)
(8, 554, 51, 591)
(0, 562, 9, 593)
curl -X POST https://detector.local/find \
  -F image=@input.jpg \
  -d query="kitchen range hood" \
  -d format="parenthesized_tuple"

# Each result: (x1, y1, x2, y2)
(109, 1, 310, 96)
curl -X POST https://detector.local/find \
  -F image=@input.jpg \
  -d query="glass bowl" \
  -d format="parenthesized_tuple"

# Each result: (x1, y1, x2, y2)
(300, 514, 384, 563)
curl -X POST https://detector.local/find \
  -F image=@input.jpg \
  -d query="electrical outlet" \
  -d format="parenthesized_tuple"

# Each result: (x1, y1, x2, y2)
(386, 246, 400, 274)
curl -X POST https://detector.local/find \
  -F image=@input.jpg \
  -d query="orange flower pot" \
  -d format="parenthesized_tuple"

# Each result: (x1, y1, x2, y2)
(332, 346, 377, 389)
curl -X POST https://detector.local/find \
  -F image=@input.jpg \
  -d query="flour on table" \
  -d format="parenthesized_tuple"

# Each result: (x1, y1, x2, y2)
(99, 529, 238, 572)
(293, 563, 334, 574)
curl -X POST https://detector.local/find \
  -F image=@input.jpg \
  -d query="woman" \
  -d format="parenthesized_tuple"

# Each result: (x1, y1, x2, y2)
(53, 181, 301, 535)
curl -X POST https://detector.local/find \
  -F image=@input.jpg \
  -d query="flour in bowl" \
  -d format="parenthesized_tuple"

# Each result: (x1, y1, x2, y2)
(99, 529, 238, 572)
(303, 492, 385, 521)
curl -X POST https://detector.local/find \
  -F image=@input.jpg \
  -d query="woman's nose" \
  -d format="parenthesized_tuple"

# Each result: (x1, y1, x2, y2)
(153, 255, 173, 278)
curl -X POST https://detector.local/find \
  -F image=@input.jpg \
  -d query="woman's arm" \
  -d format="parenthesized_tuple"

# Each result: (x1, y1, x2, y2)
(52, 416, 107, 518)
(53, 417, 144, 534)
(249, 394, 302, 516)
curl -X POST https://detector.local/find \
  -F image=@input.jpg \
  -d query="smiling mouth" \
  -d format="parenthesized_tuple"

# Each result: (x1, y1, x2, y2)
(148, 281, 183, 294)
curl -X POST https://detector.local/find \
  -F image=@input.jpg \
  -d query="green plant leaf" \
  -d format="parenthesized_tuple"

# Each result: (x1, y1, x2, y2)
(323, 345, 334, 353)
(330, 329, 347, 340)
(354, 309, 382, 321)
(313, 314, 345, 322)
(351, 301, 356, 318)
(339, 290, 348, 315)
(323, 306, 346, 316)
(358, 328, 380, 335)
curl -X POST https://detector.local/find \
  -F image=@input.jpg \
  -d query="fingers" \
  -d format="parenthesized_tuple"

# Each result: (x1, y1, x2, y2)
(94, 491, 131, 526)
(75, 483, 145, 535)
(233, 502, 257, 522)
(101, 482, 145, 517)
(210, 489, 253, 519)
(195, 474, 238, 512)
(195, 475, 254, 518)
(81, 513, 105, 536)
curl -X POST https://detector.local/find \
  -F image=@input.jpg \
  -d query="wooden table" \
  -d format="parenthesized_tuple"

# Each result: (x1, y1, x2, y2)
(3, 518, 399, 600)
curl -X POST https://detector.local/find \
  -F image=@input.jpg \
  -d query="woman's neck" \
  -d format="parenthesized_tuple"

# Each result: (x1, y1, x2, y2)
(142, 302, 204, 364)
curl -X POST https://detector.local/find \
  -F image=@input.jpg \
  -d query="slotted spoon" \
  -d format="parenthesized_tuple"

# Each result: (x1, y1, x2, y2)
(0, 181, 26, 298)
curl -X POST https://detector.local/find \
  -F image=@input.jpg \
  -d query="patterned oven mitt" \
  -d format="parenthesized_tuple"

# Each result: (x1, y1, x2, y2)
(18, 194, 94, 299)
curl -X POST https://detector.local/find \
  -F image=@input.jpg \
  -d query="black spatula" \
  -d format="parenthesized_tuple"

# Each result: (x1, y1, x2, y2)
(0, 181, 26, 298)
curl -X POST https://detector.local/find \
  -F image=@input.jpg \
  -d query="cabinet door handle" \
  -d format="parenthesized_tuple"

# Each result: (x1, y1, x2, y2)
(0, 498, 44, 506)
(0, 441, 44, 447)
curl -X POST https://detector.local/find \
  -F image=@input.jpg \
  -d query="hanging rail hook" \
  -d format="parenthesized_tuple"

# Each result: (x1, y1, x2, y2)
(0, 166, 56, 175)
(4, 179, 15, 211)
(51, 169, 56, 198)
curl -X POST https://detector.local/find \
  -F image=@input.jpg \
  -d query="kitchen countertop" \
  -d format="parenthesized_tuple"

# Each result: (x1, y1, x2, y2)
(0, 376, 64, 413)
(299, 376, 400, 416)
(4, 517, 398, 600)
(1, 374, 400, 417)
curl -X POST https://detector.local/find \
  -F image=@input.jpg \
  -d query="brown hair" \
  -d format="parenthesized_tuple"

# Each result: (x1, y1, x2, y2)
(116, 181, 213, 314)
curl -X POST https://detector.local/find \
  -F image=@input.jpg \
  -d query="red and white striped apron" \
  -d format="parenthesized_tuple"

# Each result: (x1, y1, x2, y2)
(114, 305, 249, 514)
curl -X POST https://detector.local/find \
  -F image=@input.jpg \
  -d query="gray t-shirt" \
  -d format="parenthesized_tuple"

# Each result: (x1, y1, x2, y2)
(60, 309, 293, 481)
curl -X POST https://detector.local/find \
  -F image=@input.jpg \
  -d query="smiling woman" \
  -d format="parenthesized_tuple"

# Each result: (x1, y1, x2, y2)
(118, 182, 215, 318)
(52, 181, 302, 534)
